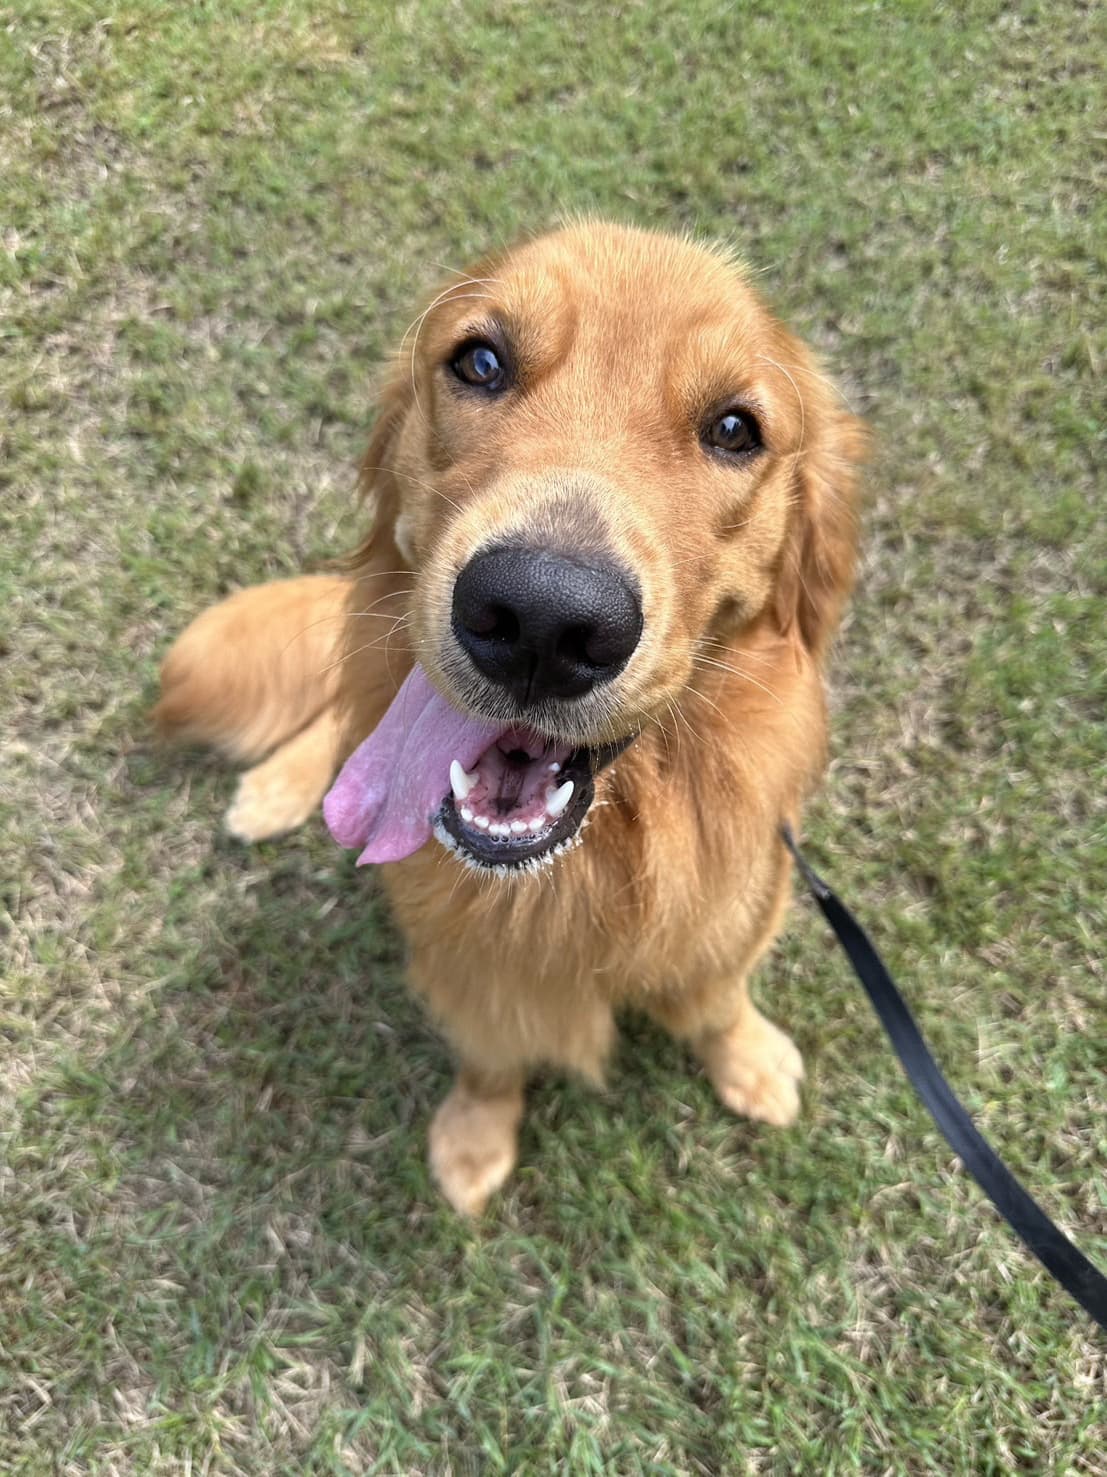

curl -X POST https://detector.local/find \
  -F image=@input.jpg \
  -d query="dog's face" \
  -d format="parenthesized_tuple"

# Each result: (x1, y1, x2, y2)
(355, 223, 863, 874)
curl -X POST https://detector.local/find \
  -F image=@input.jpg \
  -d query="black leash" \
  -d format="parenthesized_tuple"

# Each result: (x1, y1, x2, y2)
(782, 824, 1107, 1333)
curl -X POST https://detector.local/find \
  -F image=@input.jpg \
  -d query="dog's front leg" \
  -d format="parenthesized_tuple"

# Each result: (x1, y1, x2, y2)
(650, 973, 805, 1129)
(225, 705, 345, 842)
(694, 986, 805, 1128)
(401, 937, 616, 1214)
(428, 1063, 525, 1217)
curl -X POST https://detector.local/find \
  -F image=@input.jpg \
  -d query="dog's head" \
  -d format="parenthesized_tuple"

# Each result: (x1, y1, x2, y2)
(330, 223, 864, 874)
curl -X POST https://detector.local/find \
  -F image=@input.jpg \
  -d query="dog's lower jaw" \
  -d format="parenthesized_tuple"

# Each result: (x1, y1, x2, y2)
(433, 811, 588, 877)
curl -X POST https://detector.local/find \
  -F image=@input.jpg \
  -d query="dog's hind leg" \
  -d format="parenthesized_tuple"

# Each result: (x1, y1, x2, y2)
(224, 702, 345, 843)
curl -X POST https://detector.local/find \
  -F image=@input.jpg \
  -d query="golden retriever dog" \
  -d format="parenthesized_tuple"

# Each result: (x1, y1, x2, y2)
(155, 222, 864, 1215)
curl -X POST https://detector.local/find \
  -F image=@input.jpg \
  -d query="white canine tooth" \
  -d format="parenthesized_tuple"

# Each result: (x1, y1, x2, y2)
(475, 815, 490, 830)
(548, 762, 561, 773)
(460, 806, 474, 823)
(450, 759, 477, 802)
(546, 780, 574, 818)
(510, 820, 527, 834)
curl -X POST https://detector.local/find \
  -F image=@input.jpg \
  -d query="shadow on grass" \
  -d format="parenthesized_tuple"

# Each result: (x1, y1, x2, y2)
(35, 734, 764, 1292)
(12, 731, 960, 1471)
(19, 741, 1085, 1468)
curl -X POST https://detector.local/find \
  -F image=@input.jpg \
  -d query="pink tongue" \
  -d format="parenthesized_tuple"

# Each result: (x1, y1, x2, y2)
(323, 665, 503, 865)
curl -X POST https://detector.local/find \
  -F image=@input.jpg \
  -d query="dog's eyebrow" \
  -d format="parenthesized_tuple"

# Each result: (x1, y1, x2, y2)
(450, 313, 511, 344)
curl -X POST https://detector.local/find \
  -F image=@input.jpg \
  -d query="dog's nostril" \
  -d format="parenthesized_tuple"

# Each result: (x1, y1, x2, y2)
(486, 604, 519, 645)
(557, 624, 610, 672)
(462, 602, 519, 643)
(582, 623, 636, 670)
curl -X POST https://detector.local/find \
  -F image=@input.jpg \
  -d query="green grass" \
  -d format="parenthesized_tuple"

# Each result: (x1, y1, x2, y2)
(3, 0, 1105, 1471)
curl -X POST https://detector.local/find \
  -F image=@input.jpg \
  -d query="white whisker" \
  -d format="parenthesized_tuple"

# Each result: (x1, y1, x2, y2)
(757, 355, 806, 450)
(320, 614, 414, 675)
(404, 286, 497, 420)
(359, 464, 464, 515)
(279, 591, 414, 654)
(691, 653, 783, 706)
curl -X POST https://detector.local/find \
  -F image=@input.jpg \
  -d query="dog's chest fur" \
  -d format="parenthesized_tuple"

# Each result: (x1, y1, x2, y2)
(378, 643, 823, 1078)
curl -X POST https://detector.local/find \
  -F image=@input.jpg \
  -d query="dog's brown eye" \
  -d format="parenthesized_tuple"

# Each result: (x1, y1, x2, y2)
(705, 408, 762, 456)
(451, 340, 507, 392)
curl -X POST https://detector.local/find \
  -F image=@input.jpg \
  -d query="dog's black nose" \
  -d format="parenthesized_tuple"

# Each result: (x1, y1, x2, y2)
(452, 546, 643, 704)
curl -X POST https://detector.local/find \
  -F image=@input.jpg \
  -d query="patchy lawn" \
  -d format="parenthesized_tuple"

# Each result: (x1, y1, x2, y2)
(2, 1, 1104, 1471)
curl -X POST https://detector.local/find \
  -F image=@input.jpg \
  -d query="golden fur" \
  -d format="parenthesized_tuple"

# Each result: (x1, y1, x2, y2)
(155, 223, 864, 1214)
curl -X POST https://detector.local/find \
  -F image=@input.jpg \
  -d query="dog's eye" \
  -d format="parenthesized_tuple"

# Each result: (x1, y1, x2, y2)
(451, 340, 507, 392)
(705, 408, 762, 456)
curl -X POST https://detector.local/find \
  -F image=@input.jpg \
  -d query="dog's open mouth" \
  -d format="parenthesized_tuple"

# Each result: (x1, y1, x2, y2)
(434, 730, 595, 872)
(322, 665, 625, 874)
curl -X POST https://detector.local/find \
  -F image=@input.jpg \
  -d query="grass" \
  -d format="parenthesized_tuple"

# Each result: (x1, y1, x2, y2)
(2, 0, 1105, 1470)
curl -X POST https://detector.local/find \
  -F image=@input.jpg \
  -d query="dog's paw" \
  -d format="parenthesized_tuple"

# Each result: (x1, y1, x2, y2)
(225, 764, 317, 843)
(428, 1081, 524, 1217)
(701, 1012, 805, 1128)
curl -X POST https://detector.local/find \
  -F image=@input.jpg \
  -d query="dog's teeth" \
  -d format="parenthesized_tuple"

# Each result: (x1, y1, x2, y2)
(546, 780, 574, 818)
(450, 759, 477, 801)
(510, 820, 527, 834)
(528, 816, 545, 831)
(548, 761, 561, 773)
(475, 815, 490, 830)
(460, 806, 474, 823)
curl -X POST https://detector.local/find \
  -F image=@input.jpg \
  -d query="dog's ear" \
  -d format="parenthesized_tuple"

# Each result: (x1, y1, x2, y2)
(348, 357, 415, 564)
(772, 406, 867, 657)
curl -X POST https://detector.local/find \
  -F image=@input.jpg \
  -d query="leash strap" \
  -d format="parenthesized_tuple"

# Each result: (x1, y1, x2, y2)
(781, 824, 1107, 1333)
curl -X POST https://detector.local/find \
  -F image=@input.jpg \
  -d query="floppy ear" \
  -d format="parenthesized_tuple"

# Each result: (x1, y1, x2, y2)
(346, 356, 415, 566)
(772, 409, 867, 657)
